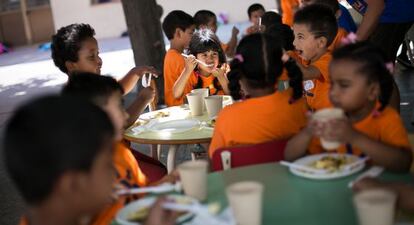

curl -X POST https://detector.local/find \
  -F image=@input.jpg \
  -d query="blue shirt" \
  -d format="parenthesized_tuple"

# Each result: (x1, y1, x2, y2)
(339, 4, 357, 32)
(346, 0, 414, 23)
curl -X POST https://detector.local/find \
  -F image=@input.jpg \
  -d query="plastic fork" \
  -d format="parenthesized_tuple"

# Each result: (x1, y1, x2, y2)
(280, 161, 328, 174)
(116, 182, 182, 195)
(181, 53, 214, 67)
(348, 166, 384, 188)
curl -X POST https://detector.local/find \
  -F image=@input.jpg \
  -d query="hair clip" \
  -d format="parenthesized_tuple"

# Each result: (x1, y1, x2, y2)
(234, 54, 244, 62)
(197, 28, 214, 42)
(340, 32, 358, 45)
(385, 62, 394, 74)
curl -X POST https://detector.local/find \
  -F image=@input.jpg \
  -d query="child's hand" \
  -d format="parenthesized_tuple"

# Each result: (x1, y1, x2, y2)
(212, 63, 230, 78)
(144, 196, 179, 225)
(352, 178, 386, 192)
(137, 87, 156, 105)
(231, 26, 240, 37)
(304, 111, 325, 137)
(184, 54, 198, 72)
(128, 66, 159, 79)
(322, 118, 357, 143)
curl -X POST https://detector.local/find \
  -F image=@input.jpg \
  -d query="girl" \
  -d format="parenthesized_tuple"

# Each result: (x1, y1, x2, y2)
(285, 42, 412, 172)
(173, 29, 230, 99)
(208, 33, 307, 158)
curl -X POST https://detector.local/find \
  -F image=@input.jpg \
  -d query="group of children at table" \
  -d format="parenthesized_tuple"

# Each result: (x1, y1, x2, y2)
(4, 1, 414, 225)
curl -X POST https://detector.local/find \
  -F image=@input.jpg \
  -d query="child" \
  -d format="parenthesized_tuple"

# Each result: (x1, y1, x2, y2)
(245, 3, 265, 35)
(281, 0, 300, 26)
(51, 23, 156, 126)
(4, 95, 116, 225)
(209, 33, 307, 158)
(173, 29, 230, 100)
(62, 73, 176, 224)
(193, 10, 239, 57)
(299, 0, 349, 51)
(261, 11, 282, 31)
(162, 10, 195, 106)
(285, 42, 412, 172)
(292, 4, 338, 111)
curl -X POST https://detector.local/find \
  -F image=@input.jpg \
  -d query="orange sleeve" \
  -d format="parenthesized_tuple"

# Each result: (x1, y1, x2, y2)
(164, 50, 186, 106)
(282, 0, 299, 26)
(312, 53, 331, 82)
(209, 111, 229, 158)
(379, 110, 411, 149)
(329, 28, 348, 52)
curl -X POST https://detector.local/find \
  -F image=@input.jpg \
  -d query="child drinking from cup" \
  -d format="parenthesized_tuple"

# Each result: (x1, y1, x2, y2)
(285, 42, 412, 172)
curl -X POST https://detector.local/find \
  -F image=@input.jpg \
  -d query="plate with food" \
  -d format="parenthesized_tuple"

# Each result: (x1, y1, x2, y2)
(116, 194, 197, 225)
(289, 153, 366, 180)
(147, 119, 200, 134)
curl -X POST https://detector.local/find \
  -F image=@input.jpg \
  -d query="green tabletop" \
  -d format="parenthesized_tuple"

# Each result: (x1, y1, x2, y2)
(206, 163, 413, 225)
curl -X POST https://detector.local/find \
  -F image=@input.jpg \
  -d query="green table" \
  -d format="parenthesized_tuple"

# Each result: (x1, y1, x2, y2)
(206, 163, 413, 225)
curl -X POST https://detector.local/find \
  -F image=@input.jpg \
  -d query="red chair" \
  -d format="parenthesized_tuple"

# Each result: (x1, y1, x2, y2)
(211, 139, 287, 172)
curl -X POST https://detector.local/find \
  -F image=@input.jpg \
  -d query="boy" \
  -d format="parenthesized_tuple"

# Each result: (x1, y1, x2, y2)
(4, 95, 116, 225)
(291, 4, 338, 111)
(162, 10, 195, 106)
(245, 3, 265, 35)
(62, 73, 175, 225)
(51, 23, 156, 126)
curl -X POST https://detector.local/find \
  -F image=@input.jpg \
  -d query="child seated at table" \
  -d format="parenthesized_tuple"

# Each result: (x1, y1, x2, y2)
(292, 4, 338, 111)
(51, 23, 157, 126)
(4, 95, 116, 225)
(62, 73, 176, 225)
(245, 3, 266, 35)
(172, 29, 230, 100)
(162, 10, 195, 106)
(194, 10, 239, 57)
(285, 42, 412, 172)
(208, 33, 307, 158)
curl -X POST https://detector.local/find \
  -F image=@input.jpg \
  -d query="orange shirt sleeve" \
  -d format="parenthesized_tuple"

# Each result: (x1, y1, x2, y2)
(164, 49, 186, 106)
(282, 0, 299, 26)
(306, 53, 332, 110)
(379, 109, 411, 149)
(329, 28, 348, 52)
(209, 115, 227, 158)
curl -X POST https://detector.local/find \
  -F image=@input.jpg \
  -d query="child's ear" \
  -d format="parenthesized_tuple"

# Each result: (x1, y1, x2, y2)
(317, 36, 328, 48)
(368, 82, 380, 101)
(65, 61, 77, 74)
(174, 28, 182, 39)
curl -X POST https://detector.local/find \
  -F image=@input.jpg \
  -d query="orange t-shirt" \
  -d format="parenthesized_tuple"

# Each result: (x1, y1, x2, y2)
(301, 52, 333, 111)
(18, 217, 28, 225)
(209, 89, 307, 158)
(329, 27, 348, 52)
(282, 0, 299, 26)
(164, 49, 185, 106)
(308, 106, 411, 155)
(91, 141, 148, 225)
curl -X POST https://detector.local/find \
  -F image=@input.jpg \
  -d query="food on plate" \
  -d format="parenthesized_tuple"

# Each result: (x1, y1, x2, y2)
(149, 111, 170, 119)
(206, 119, 216, 128)
(309, 155, 352, 172)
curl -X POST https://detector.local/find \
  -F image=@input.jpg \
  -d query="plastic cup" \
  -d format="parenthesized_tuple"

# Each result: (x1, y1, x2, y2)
(353, 189, 397, 225)
(186, 93, 203, 116)
(177, 160, 208, 201)
(226, 181, 264, 225)
(312, 108, 345, 150)
(204, 96, 223, 118)
(191, 88, 209, 111)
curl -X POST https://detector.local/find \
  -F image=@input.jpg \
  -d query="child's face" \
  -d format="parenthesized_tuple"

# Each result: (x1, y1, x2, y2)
(329, 60, 379, 114)
(196, 50, 219, 74)
(250, 9, 265, 24)
(206, 17, 218, 33)
(103, 91, 129, 141)
(66, 37, 102, 75)
(179, 25, 196, 49)
(292, 23, 325, 61)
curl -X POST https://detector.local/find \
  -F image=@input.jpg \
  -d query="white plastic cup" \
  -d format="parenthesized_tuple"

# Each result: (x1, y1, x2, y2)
(186, 93, 203, 116)
(312, 108, 345, 150)
(204, 96, 223, 118)
(177, 160, 208, 201)
(191, 88, 209, 111)
(226, 181, 264, 225)
(220, 151, 231, 170)
(353, 189, 397, 225)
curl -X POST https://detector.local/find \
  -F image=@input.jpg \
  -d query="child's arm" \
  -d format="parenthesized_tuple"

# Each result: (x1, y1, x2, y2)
(356, 0, 385, 41)
(126, 87, 155, 127)
(224, 26, 239, 57)
(326, 118, 412, 172)
(172, 56, 197, 99)
(213, 64, 230, 95)
(285, 120, 321, 161)
(296, 63, 322, 80)
(118, 66, 158, 94)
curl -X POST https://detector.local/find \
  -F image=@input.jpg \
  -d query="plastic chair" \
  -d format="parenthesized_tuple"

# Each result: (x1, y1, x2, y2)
(211, 139, 288, 172)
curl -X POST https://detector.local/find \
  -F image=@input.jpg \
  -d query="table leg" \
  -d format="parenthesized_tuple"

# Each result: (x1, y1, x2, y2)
(150, 144, 160, 160)
(167, 145, 178, 173)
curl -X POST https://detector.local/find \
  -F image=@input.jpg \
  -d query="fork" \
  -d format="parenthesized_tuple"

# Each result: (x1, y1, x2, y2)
(280, 161, 328, 174)
(116, 182, 182, 195)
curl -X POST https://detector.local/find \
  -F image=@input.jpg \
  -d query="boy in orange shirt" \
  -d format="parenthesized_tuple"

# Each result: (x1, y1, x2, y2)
(285, 42, 412, 172)
(62, 73, 176, 225)
(245, 3, 265, 35)
(209, 33, 307, 158)
(4, 96, 117, 225)
(292, 4, 338, 111)
(162, 10, 195, 106)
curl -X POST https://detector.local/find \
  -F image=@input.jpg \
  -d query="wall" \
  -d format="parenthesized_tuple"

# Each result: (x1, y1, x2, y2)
(28, 6, 55, 43)
(0, 11, 27, 46)
(50, 0, 277, 39)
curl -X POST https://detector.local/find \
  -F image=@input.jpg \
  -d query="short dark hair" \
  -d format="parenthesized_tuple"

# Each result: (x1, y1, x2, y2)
(51, 23, 95, 74)
(265, 23, 295, 51)
(194, 10, 216, 29)
(332, 42, 393, 111)
(4, 95, 114, 204)
(162, 10, 194, 40)
(61, 72, 124, 107)
(262, 11, 282, 28)
(312, 0, 339, 14)
(247, 3, 265, 18)
(294, 4, 338, 46)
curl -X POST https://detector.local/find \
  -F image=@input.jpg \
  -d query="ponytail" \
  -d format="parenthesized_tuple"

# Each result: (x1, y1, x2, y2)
(284, 59, 304, 101)
(228, 57, 244, 100)
(377, 65, 394, 111)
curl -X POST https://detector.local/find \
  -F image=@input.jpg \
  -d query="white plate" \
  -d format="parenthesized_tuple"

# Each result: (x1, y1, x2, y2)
(116, 194, 197, 225)
(289, 153, 365, 180)
(147, 119, 200, 133)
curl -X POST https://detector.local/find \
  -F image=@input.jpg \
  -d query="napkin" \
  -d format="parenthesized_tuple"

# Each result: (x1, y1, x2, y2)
(131, 119, 157, 135)
(183, 207, 236, 225)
